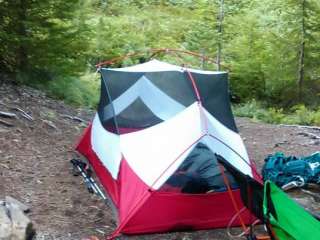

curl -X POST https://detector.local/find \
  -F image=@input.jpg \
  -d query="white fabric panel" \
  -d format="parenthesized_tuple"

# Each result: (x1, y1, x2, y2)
(103, 76, 185, 121)
(109, 59, 225, 75)
(200, 136, 252, 177)
(202, 110, 252, 176)
(120, 102, 203, 189)
(91, 114, 122, 179)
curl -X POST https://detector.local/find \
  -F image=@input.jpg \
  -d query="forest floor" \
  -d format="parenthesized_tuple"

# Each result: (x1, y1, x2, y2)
(0, 82, 319, 240)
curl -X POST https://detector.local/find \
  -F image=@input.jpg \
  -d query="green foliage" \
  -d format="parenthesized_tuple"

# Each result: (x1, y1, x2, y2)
(233, 100, 285, 124)
(225, 0, 320, 105)
(35, 73, 99, 107)
(0, 0, 90, 80)
(90, 1, 198, 65)
(284, 105, 320, 125)
(234, 101, 320, 126)
(0, 0, 320, 112)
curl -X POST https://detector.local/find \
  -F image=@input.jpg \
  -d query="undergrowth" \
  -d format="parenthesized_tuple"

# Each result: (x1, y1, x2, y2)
(233, 100, 320, 126)
(34, 72, 100, 108)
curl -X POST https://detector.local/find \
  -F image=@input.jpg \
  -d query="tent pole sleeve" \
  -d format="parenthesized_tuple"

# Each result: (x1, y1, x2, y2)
(218, 163, 248, 232)
(184, 69, 201, 102)
(101, 75, 120, 135)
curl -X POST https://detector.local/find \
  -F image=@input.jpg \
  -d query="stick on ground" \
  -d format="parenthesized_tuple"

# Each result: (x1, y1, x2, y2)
(0, 111, 17, 118)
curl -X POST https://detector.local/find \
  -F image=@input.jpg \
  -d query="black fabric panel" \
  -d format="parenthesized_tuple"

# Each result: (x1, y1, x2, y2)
(162, 143, 239, 194)
(144, 71, 196, 106)
(97, 77, 118, 133)
(216, 154, 264, 221)
(100, 69, 144, 99)
(191, 72, 238, 132)
(102, 70, 197, 107)
(99, 69, 146, 130)
(113, 98, 163, 128)
(265, 182, 278, 221)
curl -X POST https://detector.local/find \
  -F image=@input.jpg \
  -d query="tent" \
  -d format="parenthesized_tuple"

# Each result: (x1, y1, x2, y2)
(264, 181, 320, 240)
(75, 59, 261, 238)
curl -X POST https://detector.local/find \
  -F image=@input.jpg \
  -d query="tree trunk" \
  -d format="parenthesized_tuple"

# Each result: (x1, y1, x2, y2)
(200, 49, 205, 69)
(17, 0, 28, 73)
(298, 0, 306, 102)
(216, 0, 224, 71)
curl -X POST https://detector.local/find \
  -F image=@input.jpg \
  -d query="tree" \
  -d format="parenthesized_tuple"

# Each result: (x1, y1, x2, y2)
(265, 0, 320, 104)
(0, 0, 90, 82)
(216, 0, 224, 71)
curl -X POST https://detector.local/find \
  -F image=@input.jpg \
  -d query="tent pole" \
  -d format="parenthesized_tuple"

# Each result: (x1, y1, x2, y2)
(218, 163, 248, 233)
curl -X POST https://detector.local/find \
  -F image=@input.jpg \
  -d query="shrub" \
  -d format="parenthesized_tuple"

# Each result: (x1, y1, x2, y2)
(35, 72, 100, 108)
(233, 101, 319, 126)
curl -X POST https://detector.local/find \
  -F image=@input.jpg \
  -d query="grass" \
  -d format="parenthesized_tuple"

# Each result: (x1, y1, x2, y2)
(233, 100, 320, 126)
(33, 72, 100, 108)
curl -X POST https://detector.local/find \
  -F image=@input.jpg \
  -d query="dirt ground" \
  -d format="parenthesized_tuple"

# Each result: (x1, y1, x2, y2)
(0, 82, 319, 240)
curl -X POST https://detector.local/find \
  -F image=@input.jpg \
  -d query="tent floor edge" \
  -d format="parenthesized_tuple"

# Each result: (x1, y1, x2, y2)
(106, 226, 123, 240)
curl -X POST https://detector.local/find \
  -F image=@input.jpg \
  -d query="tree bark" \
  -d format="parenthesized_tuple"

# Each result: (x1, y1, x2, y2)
(17, 0, 28, 72)
(216, 0, 224, 71)
(298, 0, 306, 102)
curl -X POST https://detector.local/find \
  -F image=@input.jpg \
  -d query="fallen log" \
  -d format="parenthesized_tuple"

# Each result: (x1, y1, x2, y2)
(61, 114, 86, 123)
(0, 119, 14, 127)
(41, 119, 58, 130)
(297, 131, 320, 140)
(280, 124, 320, 131)
(12, 107, 33, 121)
(0, 111, 16, 118)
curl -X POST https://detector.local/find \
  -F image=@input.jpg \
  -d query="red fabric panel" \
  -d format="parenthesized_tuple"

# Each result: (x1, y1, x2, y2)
(122, 190, 254, 235)
(118, 160, 151, 223)
(75, 123, 120, 207)
(249, 159, 263, 183)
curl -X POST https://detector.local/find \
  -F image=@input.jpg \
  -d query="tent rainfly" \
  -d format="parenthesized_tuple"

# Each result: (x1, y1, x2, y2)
(75, 59, 261, 238)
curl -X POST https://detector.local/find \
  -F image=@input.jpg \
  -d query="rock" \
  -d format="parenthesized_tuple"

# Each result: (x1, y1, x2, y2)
(5, 196, 30, 213)
(0, 199, 35, 240)
(313, 140, 320, 145)
(6, 203, 35, 240)
(0, 205, 11, 240)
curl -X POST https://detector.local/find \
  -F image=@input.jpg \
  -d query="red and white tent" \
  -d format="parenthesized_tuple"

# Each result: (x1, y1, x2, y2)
(75, 60, 261, 238)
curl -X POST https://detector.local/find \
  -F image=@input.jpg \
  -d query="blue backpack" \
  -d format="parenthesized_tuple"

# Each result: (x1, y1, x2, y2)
(262, 152, 320, 187)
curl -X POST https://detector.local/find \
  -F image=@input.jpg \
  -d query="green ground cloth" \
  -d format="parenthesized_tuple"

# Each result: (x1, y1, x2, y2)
(263, 181, 320, 240)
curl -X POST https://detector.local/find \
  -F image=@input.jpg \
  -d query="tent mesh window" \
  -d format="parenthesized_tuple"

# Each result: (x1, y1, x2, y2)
(160, 143, 239, 194)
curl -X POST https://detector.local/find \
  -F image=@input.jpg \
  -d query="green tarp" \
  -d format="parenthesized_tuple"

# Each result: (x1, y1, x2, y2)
(263, 181, 320, 240)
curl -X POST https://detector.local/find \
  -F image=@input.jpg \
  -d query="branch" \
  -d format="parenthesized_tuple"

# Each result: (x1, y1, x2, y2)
(41, 119, 58, 130)
(61, 114, 86, 123)
(0, 111, 17, 118)
(12, 107, 33, 121)
(0, 119, 14, 127)
(297, 131, 320, 140)
(279, 124, 320, 131)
